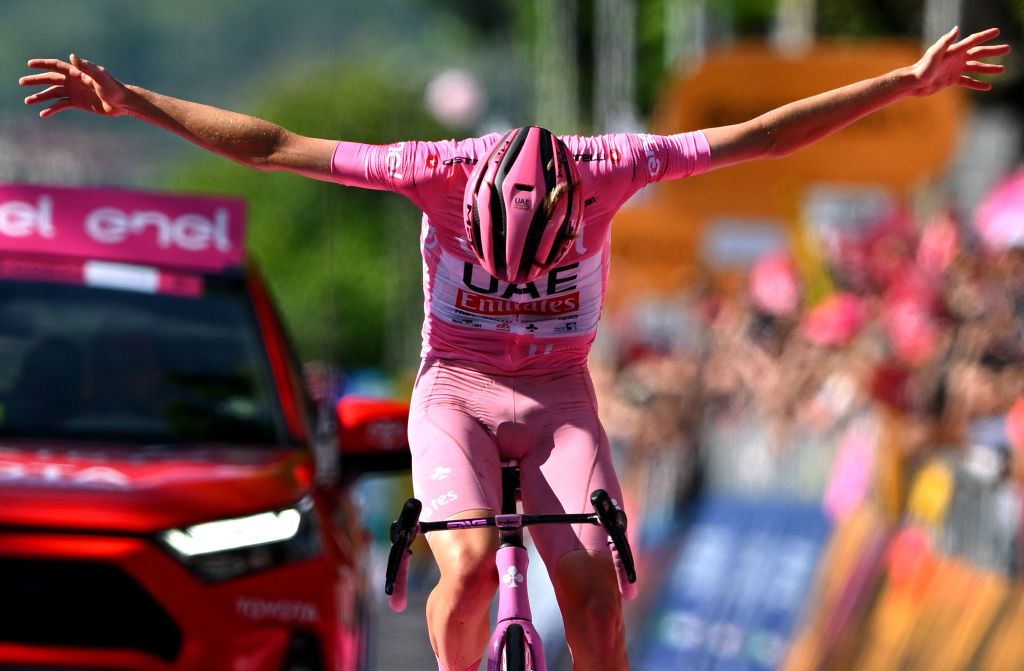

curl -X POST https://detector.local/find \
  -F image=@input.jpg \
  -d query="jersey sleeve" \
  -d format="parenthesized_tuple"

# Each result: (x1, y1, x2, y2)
(330, 140, 421, 197)
(562, 131, 712, 212)
(329, 136, 500, 215)
(625, 130, 712, 185)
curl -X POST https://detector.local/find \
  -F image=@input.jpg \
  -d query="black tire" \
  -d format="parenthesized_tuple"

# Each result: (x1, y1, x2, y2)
(501, 624, 528, 671)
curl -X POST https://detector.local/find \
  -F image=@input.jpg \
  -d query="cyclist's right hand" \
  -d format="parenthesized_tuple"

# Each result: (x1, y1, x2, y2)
(20, 54, 130, 118)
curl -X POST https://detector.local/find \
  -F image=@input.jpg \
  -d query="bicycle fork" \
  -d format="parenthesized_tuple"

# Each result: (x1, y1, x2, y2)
(488, 543, 546, 671)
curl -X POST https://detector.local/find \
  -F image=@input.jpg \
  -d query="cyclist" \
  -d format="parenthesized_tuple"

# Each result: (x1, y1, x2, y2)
(20, 26, 1008, 671)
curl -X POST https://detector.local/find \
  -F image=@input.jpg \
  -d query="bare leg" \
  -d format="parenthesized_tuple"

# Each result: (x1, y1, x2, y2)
(552, 549, 630, 671)
(426, 509, 499, 671)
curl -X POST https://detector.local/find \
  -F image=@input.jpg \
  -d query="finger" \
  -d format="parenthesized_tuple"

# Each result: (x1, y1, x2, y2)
(939, 25, 961, 48)
(26, 58, 73, 73)
(39, 98, 74, 118)
(70, 53, 90, 73)
(967, 44, 1012, 59)
(67, 55, 88, 80)
(71, 54, 100, 74)
(925, 26, 960, 58)
(18, 72, 65, 87)
(71, 55, 114, 88)
(965, 61, 1005, 75)
(959, 75, 992, 91)
(923, 26, 960, 62)
(24, 84, 66, 105)
(953, 27, 1000, 51)
(64, 65, 87, 83)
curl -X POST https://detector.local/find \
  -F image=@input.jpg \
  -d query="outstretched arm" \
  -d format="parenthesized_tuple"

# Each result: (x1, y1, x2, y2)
(19, 54, 336, 181)
(702, 27, 1010, 171)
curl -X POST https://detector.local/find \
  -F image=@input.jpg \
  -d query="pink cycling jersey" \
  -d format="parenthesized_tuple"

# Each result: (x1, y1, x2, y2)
(331, 130, 711, 373)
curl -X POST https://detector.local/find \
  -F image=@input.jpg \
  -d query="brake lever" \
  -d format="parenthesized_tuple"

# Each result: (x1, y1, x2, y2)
(590, 490, 636, 586)
(384, 498, 422, 598)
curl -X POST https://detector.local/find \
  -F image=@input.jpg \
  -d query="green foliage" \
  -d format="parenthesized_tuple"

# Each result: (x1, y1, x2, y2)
(637, 0, 669, 120)
(167, 61, 453, 369)
(816, 0, 919, 37)
(732, 0, 777, 35)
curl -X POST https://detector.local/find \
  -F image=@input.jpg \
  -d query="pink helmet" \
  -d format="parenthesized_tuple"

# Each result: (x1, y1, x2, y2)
(464, 126, 583, 284)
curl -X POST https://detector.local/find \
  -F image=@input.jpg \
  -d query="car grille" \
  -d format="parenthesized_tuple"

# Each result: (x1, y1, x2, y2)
(0, 559, 182, 662)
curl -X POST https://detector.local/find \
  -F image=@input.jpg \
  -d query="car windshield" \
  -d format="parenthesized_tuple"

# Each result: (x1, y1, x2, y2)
(0, 278, 286, 445)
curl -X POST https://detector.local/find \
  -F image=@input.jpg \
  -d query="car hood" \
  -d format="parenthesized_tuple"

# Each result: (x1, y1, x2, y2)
(0, 440, 314, 533)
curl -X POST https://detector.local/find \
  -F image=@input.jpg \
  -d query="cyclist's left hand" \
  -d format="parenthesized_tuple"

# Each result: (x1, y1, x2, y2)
(910, 26, 1010, 96)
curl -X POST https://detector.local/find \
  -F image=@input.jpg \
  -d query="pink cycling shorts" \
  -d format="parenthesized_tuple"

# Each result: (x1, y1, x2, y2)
(408, 358, 623, 566)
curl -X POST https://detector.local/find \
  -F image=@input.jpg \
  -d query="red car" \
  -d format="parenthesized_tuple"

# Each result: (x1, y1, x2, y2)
(0, 184, 409, 670)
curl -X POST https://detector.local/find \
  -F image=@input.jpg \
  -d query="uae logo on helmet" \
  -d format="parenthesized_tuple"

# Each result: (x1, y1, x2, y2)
(511, 183, 534, 211)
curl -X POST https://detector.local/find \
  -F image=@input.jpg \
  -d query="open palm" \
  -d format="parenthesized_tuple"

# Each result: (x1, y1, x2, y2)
(911, 27, 1010, 96)
(19, 54, 129, 118)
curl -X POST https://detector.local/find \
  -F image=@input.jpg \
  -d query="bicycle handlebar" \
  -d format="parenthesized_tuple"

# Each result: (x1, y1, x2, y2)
(383, 491, 638, 607)
(384, 498, 421, 612)
(590, 489, 638, 600)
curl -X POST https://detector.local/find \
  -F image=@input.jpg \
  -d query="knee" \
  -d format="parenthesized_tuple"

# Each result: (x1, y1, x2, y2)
(445, 540, 499, 586)
(434, 532, 499, 604)
(555, 552, 624, 636)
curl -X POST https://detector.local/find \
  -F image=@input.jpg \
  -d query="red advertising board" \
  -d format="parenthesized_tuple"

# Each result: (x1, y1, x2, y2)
(0, 183, 246, 272)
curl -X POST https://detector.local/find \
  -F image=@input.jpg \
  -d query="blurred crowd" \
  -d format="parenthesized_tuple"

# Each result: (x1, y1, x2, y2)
(593, 170, 1024, 667)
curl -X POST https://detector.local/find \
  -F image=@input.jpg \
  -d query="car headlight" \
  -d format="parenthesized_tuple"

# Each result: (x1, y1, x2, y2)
(160, 497, 321, 582)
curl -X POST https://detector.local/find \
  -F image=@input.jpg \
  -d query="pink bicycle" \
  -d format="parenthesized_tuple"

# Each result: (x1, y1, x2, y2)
(384, 460, 637, 671)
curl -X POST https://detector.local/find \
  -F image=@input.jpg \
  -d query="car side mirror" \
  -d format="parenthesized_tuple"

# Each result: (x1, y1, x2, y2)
(336, 396, 411, 483)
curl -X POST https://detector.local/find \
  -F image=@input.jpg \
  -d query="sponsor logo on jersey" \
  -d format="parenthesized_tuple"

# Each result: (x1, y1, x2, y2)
(462, 262, 579, 299)
(428, 251, 604, 339)
(426, 155, 439, 169)
(386, 142, 405, 179)
(638, 134, 662, 178)
(455, 289, 580, 317)
(451, 316, 483, 328)
(443, 156, 478, 166)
